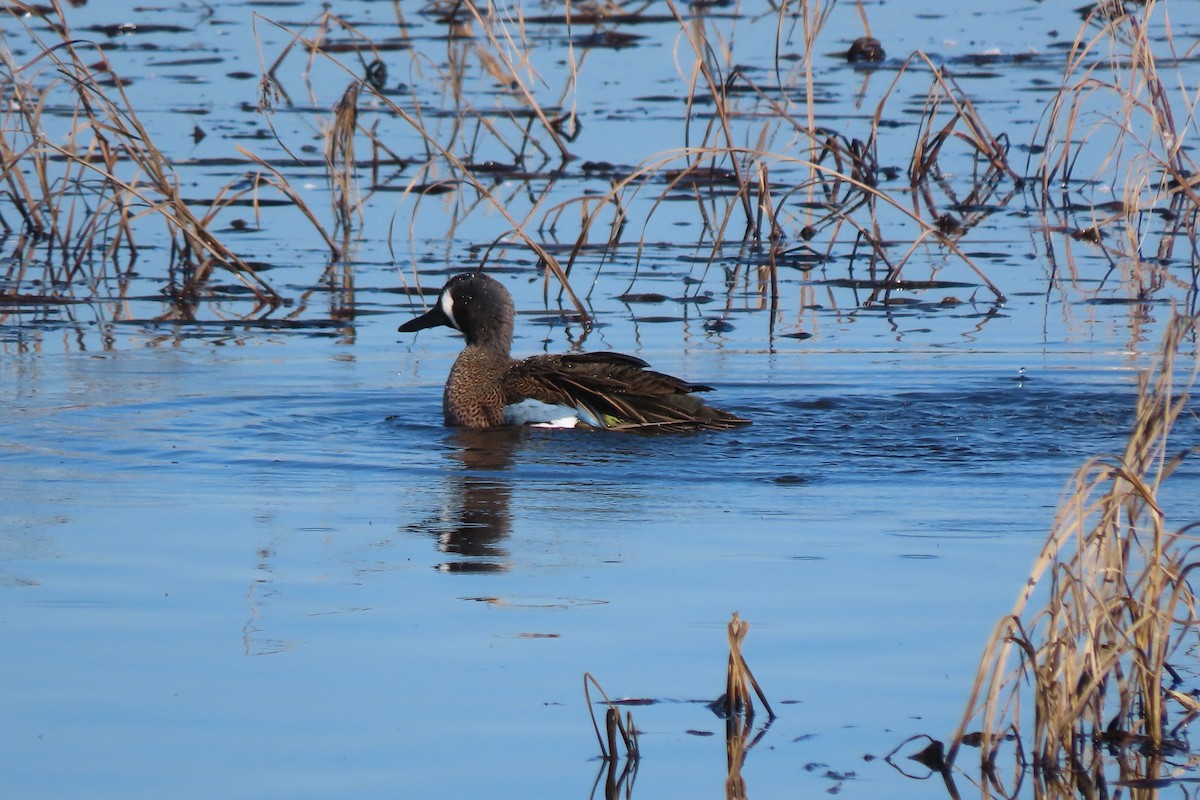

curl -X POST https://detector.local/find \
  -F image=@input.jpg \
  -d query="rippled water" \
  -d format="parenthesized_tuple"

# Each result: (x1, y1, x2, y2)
(3, 1, 1200, 798)
(6, 341, 1198, 797)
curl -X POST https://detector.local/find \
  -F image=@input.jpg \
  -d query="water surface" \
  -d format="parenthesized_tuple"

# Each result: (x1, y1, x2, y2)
(3, 1, 1200, 798)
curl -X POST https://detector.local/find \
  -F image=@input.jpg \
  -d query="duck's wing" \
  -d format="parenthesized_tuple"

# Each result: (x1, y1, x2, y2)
(504, 352, 749, 432)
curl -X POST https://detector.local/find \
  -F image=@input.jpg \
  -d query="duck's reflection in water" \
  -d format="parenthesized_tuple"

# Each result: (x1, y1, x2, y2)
(430, 427, 522, 573)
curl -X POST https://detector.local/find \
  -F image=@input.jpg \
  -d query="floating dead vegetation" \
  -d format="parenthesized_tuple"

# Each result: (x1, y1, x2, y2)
(845, 36, 885, 64)
(617, 292, 672, 304)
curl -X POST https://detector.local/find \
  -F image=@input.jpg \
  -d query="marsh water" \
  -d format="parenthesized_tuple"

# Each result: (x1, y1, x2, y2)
(3, 1, 1200, 798)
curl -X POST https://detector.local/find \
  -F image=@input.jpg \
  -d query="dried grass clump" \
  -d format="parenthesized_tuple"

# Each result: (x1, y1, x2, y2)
(252, 3, 589, 317)
(1, 1, 281, 313)
(949, 312, 1200, 797)
(1032, 0, 1199, 302)
(630, 3, 1011, 308)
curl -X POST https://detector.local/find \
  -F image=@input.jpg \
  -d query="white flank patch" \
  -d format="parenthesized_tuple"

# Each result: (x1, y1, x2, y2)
(530, 417, 582, 429)
(439, 289, 460, 330)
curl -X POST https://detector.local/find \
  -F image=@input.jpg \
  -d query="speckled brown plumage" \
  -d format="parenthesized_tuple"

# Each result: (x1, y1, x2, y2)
(400, 272, 749, 431)
(442, 345, 511, 428)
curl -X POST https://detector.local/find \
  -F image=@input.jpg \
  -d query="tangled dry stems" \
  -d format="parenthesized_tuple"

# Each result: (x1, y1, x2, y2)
(949, 312, 1200, 798)
(2, 0, 281, 315)
(2, 1, 1196, 329)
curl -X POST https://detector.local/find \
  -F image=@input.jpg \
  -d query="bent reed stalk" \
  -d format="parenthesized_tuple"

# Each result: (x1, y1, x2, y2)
(1031, 0, 1199, 305)
(11, 1, 1187, 328)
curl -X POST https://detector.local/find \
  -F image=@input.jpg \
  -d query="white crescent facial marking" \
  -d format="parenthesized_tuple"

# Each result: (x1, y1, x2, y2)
(439, 289, 460, 331)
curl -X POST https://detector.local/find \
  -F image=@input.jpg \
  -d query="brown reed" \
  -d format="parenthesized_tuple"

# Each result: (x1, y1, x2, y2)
(1032, 0, 1199, 284)
(722, 612, 775, 722)
(1, 0, 287, 315)
(583, 672, 640, 761)
(948, 312, 1200, 797)
(248, 0, 1019, 321)
(253, 7, 593, 321)
(326, 82, 362, 244)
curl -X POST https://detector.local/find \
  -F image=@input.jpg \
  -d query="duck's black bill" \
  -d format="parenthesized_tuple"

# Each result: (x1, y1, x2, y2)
(399, 305, 450, 333)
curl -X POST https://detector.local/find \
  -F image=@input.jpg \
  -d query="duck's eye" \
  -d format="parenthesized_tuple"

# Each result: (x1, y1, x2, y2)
(440, 290, 460, 330)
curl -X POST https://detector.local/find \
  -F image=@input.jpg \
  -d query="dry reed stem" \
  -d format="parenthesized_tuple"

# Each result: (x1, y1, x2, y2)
(241, 1, 1022, 318)
(702, 51, 1011, 302)
(247, 1, 1018, 315)
(235, 148, 341, 258)
(582, 672, 640, 761)
(253, 10, 590, 320)
(457, 0, 572, 161)
(565, 145, 1006, 304)
(1027, 0, 1198, 334)
(666, 0, 756, 235)
(798, 0, 835, 140)
(723, 612, 777, 800)
(906, 63, 1018, 186)
(723, 612, 775, 721)
(1034, 3, 1197, 211)
(349, 88, 587, 318)
(949, 312, 1200, 790)
(326, 82, 362, 243)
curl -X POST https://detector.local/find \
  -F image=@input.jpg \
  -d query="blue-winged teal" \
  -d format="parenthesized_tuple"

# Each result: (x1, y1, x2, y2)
(399, 272, 750, 431)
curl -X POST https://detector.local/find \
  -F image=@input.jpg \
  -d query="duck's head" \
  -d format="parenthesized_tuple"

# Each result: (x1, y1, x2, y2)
(399, 271, 514, 353)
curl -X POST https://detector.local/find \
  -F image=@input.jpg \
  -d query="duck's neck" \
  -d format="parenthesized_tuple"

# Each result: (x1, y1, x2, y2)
(464, 316, 513, 356)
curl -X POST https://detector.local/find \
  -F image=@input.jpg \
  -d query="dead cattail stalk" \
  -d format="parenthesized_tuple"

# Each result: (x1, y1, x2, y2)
(907, 58, 1018, 187)
(236, 147, 342, 258)
(456, 0, 573, 161)
(666, 0, 756, 237)
(326, 82, 361, 243)
(722, 612, 775, 721)
(3, 0, 282, 310)
(249, 3, 595, 319)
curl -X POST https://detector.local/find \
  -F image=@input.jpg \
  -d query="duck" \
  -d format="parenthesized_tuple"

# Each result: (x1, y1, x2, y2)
(398, 271, 750, 431)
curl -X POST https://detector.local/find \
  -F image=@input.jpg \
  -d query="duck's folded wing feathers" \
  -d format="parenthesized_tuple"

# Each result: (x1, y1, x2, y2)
(503, 352, 748, 431)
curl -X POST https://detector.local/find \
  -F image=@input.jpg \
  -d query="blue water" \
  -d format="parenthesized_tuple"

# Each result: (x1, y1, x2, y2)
(3, 1, 1200, 798)
(5, 338, 1196, 797)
